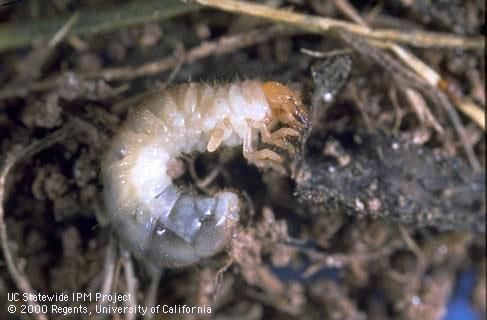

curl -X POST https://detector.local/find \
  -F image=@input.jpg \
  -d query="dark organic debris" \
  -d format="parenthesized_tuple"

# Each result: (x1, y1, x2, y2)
(295, 131, 485, 233)
(0, 1, 484, 319)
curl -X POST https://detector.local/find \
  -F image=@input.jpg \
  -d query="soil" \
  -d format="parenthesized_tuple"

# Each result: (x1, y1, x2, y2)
(0, 1, 485, 320)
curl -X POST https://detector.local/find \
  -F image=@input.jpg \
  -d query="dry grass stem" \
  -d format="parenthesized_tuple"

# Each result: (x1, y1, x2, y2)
(404, 88, 444, 134)
(454, 98, 485, 129)
(193, 0, 484, 49)
(331, 0, 368, 27)
(48, 12, 81, 48)
(379, 41, 485, 129)
(327, 0, 485, 130)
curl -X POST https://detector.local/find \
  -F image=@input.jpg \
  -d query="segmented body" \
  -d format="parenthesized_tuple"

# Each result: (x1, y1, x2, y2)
(102, 80, 308, 268)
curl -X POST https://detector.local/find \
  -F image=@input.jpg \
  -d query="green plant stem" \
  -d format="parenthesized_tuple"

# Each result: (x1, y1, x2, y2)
(0, 0, 199, 52)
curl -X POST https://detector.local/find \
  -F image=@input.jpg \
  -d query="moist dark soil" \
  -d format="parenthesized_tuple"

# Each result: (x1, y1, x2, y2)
(0, 1, 485, 320)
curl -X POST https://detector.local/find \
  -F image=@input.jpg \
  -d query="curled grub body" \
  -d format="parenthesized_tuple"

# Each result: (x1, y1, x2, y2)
(102, 80, 308, 268)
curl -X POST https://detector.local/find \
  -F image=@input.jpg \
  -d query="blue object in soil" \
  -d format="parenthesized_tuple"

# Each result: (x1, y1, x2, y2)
(271, 264, 340, 283)
(444, 271, 479, 320)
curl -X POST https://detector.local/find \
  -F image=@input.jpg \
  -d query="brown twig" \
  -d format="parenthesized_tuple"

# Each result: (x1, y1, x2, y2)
(398, 226, 427, 267)
(0, 25, 292, 100)
(301, 239, 404, 277)
(432, 90, 481, 171)
(0, 123, 76, 320)
(404, 87, 444, 134)
(328, 0, 485, 132)
(91, 25, 290, 81)
(331, 0, 368, 27)
(349, 84, 374, 132)
(338, 29, 481, 171)
(193, 0, 484, 49)
(372, 40, 485, 130)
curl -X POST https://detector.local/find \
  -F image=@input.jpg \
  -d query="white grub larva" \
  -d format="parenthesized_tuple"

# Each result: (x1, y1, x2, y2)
(102, 80, 309, 268)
